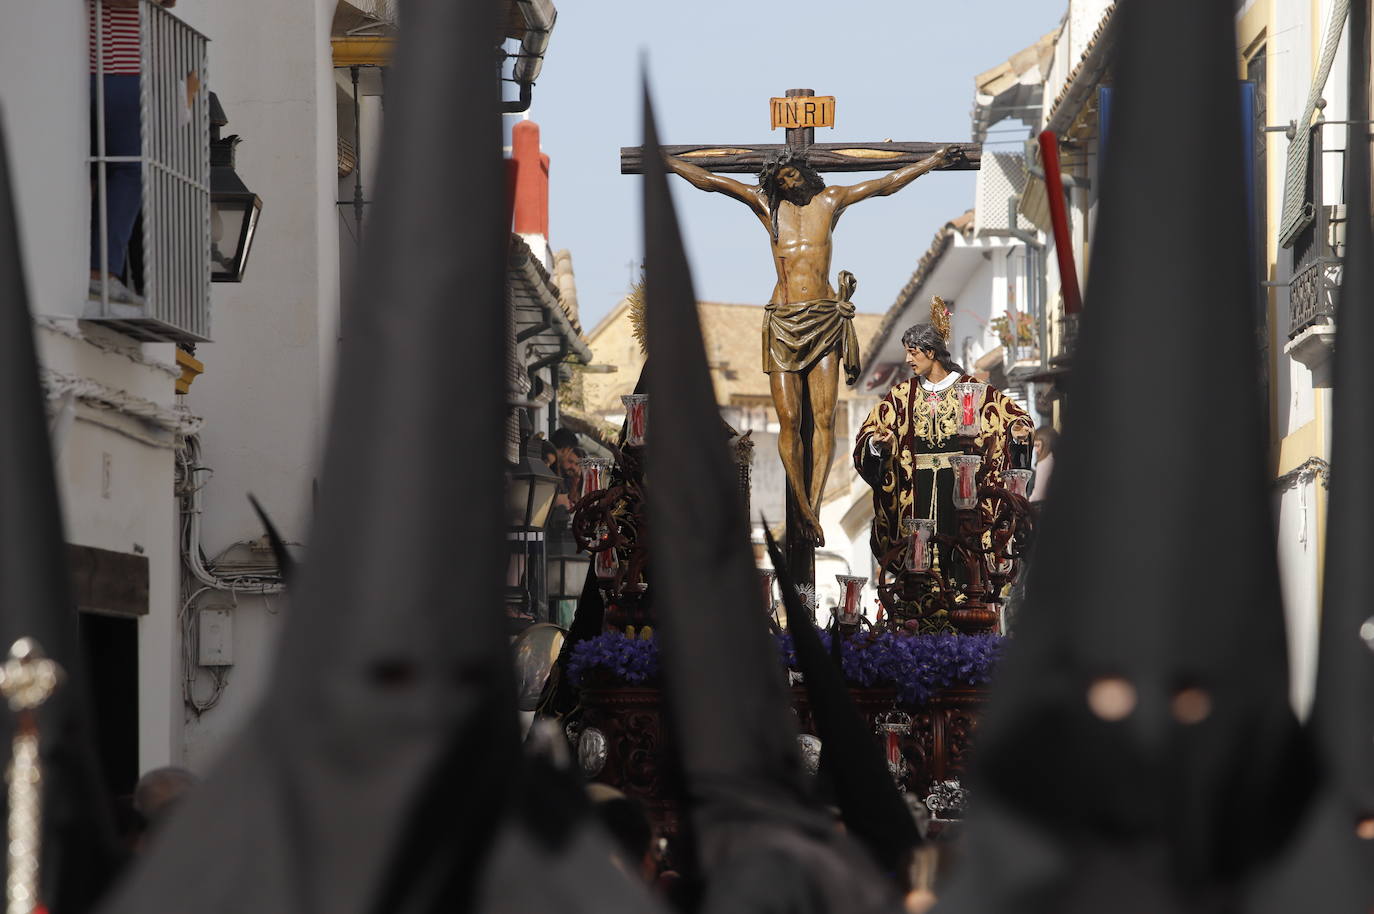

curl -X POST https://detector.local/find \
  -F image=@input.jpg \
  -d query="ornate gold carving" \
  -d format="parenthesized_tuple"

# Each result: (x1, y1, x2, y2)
(679, 147, 755, 157)
(830, 148, 905, 159)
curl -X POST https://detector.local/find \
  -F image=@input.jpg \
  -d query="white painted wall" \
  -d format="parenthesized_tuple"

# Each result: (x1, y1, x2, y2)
(0, 1, 88, 319)
(1, 3, 185, 773)
(1275, 482, 1321, 715)
(175, 0, 340, 769)
(38, 324, 184, 773)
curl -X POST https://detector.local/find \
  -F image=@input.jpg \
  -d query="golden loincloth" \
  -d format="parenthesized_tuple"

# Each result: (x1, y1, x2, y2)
(762, 298, 861, 384)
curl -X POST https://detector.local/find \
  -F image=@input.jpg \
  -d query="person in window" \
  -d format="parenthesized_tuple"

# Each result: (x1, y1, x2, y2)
(88, 0, 176, 307)
(1030, 425, 1057, 505)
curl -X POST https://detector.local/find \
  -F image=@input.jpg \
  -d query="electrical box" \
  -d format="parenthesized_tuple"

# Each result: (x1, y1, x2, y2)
(198, 608, 233, 667)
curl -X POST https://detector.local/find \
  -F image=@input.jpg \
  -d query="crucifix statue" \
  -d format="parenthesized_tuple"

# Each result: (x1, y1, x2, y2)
(622, 89, 978, 585)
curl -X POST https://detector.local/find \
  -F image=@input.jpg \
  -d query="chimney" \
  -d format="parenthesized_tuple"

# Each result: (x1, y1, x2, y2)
(510, 119, 550, 265)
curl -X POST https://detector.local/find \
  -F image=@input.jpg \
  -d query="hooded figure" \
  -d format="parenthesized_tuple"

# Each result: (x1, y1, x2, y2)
(641, 83, 899, 914)
(937, 0, 1307, 910)
(764, 528, 922, 877)
(96, 1, 661, 911)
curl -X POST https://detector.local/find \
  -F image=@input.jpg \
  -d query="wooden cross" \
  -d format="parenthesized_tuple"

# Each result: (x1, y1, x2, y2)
(621, 88, 983, 174)
(623, 89, 981, 590)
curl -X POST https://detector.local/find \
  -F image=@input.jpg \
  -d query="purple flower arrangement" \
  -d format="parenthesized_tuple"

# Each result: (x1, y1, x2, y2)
(567, 629, 1004, 705)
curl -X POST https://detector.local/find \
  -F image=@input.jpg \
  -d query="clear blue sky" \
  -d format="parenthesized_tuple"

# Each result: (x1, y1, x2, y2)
(527, 1, 1068, 332)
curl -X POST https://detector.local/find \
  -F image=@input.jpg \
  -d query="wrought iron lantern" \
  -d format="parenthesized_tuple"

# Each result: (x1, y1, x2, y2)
(209, 93, 263, 283)
(545, 525, 590, 605)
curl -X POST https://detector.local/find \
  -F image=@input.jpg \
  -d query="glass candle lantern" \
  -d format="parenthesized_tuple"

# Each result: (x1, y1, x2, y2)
(953, 381, 987, 437)
(835, 575, 868, 620)
(874, 709, 913, 786)
(592, 524, 618, 580)
(621, 394, 649, 447)
(758, 568, 777, 614)
(901, 517, 937, 572)
(1004, 467, 1032, 499)
(579, 457, 613, 501)
(950, 455, 984, 510)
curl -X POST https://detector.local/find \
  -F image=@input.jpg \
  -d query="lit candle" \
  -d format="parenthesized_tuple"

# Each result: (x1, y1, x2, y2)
(580, 457, 612, 501)
(950, 455, 984, 510)
(886, 731, 902, 768)
(621, 394, 649, 447)
(1005, 468, 1032, 499)
(901, 518, 935, 572)
(953, 382, 988, 437)
(593, 524, 618, 580)
(835, 575, 867, 618)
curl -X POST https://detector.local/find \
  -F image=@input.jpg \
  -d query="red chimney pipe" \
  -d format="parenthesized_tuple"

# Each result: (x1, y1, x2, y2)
(511, 120, 550, 238)
(1038, 130, 1083, 315)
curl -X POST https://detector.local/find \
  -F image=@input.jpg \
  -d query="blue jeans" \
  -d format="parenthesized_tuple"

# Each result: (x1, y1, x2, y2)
(90, 74, 141, 277)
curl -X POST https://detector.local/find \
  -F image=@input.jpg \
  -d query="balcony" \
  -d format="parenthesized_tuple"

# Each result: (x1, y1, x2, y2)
(88, 0, 210, 343)
(1285, 119, 1349, 370)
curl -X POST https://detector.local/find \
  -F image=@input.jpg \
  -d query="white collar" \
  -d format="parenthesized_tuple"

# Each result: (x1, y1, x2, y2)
(918, 371, 960, 393)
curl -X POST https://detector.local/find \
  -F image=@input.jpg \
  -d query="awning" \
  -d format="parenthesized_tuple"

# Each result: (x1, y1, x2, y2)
(1278, 0, 1351, 247)
(972, 31, 1057, 143)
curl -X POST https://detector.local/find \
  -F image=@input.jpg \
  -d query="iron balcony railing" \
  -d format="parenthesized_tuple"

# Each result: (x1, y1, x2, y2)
(89, 0, 210, 343)
(1288, 118, 1351, 341)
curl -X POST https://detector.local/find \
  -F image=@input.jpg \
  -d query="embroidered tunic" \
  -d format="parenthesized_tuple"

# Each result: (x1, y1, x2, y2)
(854, 373, 1030, 571)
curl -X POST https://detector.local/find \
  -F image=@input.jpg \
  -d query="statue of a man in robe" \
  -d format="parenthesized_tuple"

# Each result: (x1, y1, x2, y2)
(854, 299, 1033, 573)
(665, 146, 956, 546)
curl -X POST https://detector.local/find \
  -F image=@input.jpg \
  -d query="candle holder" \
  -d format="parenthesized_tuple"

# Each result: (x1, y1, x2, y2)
(621, 394, 649, 447)
(953, 381, 987, 437)
(900, 518, 936, 573)
(1004, 467, 1032, 500)
(950, 455, 984, 510)
(579, 457, 613, 502)
(835, 575, 867, 617)
(593, 524, 618, 581)
(875, 709, 914, 787)
(834, 574, 867, 633)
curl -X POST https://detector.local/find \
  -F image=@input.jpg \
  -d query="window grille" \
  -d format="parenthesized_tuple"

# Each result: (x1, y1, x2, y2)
(89, 0, 210, 343)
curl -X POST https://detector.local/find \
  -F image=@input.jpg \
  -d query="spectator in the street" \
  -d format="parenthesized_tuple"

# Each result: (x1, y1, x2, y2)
(1030, 425, 1057, 505)
(551, 427, 582, 501)
(89, 0, 178, 307)
(538, 437, 558, 471)
(132, 766, 198, 843)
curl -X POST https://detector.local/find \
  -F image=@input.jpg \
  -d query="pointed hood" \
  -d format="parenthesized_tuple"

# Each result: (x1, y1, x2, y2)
(1257, 3, 1374, 910)
(642, 83, 898, 913)
(99, 2, 659, 911)
(765, 529, 921, 873)
(942, 0, 1305, 908)
(247, 494, 295, 584)
(642, 85, 813, 829)
(0, 113, 120, 914)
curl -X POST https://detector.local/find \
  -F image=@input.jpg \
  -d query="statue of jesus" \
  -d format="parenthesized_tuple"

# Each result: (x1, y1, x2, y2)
(665, 145, 957, 545)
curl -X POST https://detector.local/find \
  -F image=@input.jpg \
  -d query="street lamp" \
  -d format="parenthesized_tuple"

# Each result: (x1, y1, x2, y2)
(507, 452, 560, 531)
(209, 93, 263, 283)
(545, 524, 590, 625)
(506, 444, 561, 624)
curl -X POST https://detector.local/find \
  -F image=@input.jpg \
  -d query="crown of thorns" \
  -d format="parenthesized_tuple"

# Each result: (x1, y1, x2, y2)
(757, 147, 813, 187)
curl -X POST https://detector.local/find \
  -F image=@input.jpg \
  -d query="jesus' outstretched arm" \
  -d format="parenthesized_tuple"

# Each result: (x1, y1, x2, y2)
(834, 146, 958, 209)
(663, 155, 767, 217)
